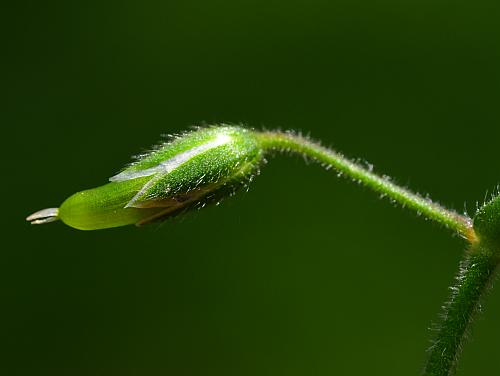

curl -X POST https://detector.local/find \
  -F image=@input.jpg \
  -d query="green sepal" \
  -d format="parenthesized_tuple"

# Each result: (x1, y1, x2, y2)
(115, 125, 262, 208)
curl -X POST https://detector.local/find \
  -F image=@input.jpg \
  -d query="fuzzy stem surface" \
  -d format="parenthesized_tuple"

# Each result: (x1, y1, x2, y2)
(424, 248, 499, 375)
(255, 131, 474, 240)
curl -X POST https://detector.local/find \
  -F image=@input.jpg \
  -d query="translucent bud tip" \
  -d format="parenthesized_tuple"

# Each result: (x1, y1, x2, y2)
(26, 208, 60, 225)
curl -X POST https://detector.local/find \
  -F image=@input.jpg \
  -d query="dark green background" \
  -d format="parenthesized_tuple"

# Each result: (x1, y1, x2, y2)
(4, 0, 500, 374)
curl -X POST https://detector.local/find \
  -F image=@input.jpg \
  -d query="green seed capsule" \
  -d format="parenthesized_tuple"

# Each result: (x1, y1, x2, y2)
(27, 125, 263, 230)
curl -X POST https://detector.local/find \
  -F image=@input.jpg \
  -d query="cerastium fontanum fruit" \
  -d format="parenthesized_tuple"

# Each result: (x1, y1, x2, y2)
(27, 124, 500, 375)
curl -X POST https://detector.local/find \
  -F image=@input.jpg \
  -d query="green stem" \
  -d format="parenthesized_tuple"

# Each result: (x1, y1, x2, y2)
(255, 131, 474, 240)
(424, 248, 499, 375)
(255, 130, 500, 375)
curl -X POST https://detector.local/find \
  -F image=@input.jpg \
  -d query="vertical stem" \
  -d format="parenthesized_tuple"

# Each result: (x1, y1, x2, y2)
(424, 248, 499, 375)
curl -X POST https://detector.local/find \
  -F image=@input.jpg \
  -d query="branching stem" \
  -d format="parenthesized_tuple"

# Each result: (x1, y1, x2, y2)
(255, 131, 476, 241)
(255, 130, 500, 376)
(30, 125, 499, 375)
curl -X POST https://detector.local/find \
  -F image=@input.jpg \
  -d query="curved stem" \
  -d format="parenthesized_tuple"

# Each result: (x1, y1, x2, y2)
(255, 131, 475, 241)
(255, 130, 499, 375)
(424, 248, 499, 375)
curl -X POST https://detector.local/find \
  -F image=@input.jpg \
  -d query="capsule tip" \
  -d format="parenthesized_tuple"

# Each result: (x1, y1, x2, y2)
(26, 208, 60, 225)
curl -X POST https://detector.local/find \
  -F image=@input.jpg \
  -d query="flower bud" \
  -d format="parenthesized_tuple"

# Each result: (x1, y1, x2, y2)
(27, 125, 263, 230)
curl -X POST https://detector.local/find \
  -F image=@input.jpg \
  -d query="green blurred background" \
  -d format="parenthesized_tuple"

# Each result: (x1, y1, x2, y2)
(4, 0, 500, 374)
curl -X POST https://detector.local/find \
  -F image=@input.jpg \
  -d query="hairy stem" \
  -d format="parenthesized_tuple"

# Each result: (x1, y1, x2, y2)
(255, 130, 500, 375)
(255, 131, 475, 240)
(424, 248, 499, 375)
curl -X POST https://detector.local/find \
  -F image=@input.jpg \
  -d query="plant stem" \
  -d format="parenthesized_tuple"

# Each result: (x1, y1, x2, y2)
(255, 130, 499, 375)
(255, 131, 475, 241)
(424, 248, 499, 375)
